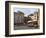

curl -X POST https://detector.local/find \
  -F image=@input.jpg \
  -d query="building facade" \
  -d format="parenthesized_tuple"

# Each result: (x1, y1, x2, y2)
(28, 11, 38, 27)
(14, 11, 24, 24)
(37, 9, 40, 27)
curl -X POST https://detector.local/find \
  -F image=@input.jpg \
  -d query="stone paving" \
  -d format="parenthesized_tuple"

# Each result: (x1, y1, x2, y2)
(14, 24, 39, 30)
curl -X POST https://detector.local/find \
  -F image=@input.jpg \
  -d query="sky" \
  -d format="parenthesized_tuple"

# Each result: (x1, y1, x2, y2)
(14, 7, 38, 16)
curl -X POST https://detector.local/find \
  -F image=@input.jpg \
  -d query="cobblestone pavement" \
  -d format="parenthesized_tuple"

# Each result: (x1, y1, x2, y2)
(14, 24, 39, 30)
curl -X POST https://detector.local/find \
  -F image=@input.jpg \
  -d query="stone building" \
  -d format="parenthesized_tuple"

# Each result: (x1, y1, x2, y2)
(28, 9, 40, 28)
(37, 9, 40, 27)
(33, 12, 38, 27)
(28, 12, 37, 21)
(14, 11, 24, 24)
(28, 12, 37, 22)
(28, 12, 38, 27)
